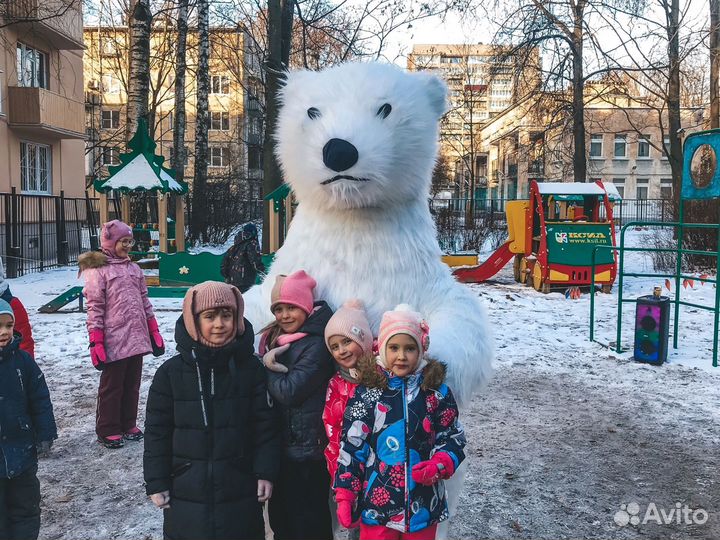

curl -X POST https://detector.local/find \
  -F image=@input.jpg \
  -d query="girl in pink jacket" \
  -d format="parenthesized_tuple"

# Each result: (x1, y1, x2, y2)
(78, 220, 164, 449)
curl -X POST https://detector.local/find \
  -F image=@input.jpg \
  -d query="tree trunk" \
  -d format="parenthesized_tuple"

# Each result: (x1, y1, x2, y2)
(571, 1, 587, 182)
(191, 0, 210, 243)
(262, 0, 294, 253)
(126, 0, 152, 142)
(667, 0, 682, 209)
(711, 0, 720, 129)
(172, 0, 188, 184)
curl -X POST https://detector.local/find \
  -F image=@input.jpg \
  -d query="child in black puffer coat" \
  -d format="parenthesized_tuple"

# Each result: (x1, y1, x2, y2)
(259, 270, 335, 540)
(0, 299, 57, 540)
(144, 281, 280, 540)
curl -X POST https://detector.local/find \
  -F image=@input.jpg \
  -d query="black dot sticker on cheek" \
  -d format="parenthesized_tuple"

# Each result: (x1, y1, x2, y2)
(377, 103, 392, 119)
(307, 107, 321, 119)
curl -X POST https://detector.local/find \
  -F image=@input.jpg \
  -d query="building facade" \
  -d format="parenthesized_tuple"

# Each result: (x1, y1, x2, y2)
(408, 43, 535, 199)
(83, 25, 262, 198)
(0, 0, 86, 197)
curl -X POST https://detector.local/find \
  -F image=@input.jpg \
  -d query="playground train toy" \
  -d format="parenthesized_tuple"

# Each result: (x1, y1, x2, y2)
(454, 180, 620, 293)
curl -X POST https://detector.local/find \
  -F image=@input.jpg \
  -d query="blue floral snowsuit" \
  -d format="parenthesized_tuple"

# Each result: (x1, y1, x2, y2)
(334, 360, 466, 533)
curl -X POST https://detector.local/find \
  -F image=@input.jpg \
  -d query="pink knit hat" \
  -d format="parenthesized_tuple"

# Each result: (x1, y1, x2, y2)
(324, 299, 373, 354)
(100, 220, 133, 255)
(378, 304, 430, 369)
(183, 281, 245, 347)
(270, 270, 317, 314)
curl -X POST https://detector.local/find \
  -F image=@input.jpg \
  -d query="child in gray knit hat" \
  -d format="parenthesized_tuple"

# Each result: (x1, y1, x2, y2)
(143, 281, 280, 540)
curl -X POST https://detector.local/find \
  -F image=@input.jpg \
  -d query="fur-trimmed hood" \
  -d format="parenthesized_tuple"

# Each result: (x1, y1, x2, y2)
(356, 355, 447, 391)
(78, 251, 108, 272)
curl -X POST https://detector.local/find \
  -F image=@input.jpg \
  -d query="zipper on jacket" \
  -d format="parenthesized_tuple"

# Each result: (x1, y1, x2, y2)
(403, 379, 410, 532)
(210, 369, 215, 397)
(16, 369, 24, 392)
(192, 350, 209, 428)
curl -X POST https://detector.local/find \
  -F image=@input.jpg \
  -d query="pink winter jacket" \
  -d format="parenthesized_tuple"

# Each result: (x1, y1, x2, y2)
(79, 251, 154, 362)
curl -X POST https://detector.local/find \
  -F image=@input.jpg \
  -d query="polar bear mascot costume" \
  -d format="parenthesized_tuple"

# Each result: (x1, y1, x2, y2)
(243, 61, 493, 536)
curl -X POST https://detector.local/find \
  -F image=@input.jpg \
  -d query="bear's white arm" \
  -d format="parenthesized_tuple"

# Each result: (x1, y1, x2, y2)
(424, 287, 494, 408)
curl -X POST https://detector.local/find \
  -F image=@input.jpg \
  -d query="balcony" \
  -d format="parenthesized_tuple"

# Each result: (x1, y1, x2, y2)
(8, 86, 85, 139)
(5, 0, 83, 50)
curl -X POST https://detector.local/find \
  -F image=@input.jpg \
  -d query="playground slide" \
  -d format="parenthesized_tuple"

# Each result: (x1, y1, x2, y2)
(453, 241, 514, 283)
(38, 287, 84, 313)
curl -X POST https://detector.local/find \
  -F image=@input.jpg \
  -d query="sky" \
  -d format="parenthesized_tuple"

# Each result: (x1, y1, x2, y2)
(385, 10, 495, 67)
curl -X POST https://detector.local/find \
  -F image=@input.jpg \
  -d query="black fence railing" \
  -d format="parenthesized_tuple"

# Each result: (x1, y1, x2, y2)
(0, 190, 265, 277)
(1, 189, 102, 277)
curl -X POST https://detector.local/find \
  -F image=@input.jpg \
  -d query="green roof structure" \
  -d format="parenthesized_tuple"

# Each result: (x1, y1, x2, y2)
(93, 119, 188, 194)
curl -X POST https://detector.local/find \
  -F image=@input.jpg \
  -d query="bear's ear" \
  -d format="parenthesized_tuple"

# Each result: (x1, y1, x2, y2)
(417, 73, 449, 119)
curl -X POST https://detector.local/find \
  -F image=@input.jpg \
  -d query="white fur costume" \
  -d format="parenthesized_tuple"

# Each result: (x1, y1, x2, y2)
(242, 62, 493, 535)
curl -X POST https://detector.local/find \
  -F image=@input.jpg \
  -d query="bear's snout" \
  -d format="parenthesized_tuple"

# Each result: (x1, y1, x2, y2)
(323, 138, 359, 172)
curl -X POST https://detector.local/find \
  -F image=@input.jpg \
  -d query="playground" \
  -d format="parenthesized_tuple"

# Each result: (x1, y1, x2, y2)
(15, 223, 719, 539)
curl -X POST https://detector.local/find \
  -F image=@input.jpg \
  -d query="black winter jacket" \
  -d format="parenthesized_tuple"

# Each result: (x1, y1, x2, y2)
(0, 335, 56, 479)
(266, 301, 334, 462)
(221, 237, 264, 292)
(143, 317, 280, 540)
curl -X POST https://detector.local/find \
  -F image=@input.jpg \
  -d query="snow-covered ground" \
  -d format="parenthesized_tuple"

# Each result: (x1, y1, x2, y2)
(11, 229, 719, 539)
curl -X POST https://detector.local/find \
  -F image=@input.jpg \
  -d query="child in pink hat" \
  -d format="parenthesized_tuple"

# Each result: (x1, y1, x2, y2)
(259, 270, 335, 540)
(323, 299, 375, 539)
(333, 304, 466, 540)
(79, 220, 165, 449)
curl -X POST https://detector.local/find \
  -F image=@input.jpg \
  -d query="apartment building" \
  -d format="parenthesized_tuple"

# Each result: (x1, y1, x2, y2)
(83, 25, 262, 197)
(407, 44, 536, 197)
(0, 0, 86, 197)
(466, 81, 705, 201)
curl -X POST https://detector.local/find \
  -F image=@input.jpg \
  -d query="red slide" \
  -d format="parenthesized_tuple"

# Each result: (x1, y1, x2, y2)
(453, 241, 514, 283)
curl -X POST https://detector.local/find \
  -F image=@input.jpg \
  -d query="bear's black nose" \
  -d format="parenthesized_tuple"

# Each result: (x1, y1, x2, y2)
(322, 138, 358, 172)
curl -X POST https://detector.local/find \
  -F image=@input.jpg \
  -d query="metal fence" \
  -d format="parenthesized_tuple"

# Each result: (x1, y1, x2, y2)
(431, 197, 674, 225)
(0, 190, 265, 277)
(0, 189, 101, 277)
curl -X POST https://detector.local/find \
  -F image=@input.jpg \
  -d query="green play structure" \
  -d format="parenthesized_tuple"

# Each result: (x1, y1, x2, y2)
(39, 251, 274, 313)
(589, 129, 720, 367)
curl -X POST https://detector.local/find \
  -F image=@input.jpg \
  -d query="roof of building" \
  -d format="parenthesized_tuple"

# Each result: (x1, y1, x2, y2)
(93, 119, 188, 194)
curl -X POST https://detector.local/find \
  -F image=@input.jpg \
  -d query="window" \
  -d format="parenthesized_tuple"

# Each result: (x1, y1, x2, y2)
(662, 137, 670, 159)
(660, 179, 673, 200)
(638, 135, 651, 158)
(210, 146, 229, 167)
(170, 146, 189, 166)
(248, 146, 262, 170)
(20, 142, 51, 193)
(101, 37, 119, 57)
(210, 111, 230, 131)
(249, 117, 262, 136)
(210, 75, 230, 95)
(636, 178, 649, 199)
(612, 178, 625, 199)
(102, 147, 120, 166)
(614, 134, 627, 158)
(590, 134, 603, 158)
(101, 110, 120, 129)
(165, 111, 173, 130)
(16, 43, 48, 89)
(102, 74, 122, 94)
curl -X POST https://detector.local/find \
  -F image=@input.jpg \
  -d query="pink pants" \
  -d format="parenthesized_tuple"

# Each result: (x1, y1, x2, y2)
(360, 523, 437, 540)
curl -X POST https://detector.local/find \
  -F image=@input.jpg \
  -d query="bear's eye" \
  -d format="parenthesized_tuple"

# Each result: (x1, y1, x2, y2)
(307, 107, 321, 120)
(376, 103, 392, 119)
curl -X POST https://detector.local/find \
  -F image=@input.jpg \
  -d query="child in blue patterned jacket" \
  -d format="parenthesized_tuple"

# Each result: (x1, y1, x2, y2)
(333, 304, 466, 540)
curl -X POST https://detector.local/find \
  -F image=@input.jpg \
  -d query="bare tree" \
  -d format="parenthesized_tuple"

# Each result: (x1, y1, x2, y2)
(492, 0, 644, 181)
(711, 0, 719, 129)
(171, 0, 189, 186)
(191, 0, 210, 242)
(126, 0, 152, 140)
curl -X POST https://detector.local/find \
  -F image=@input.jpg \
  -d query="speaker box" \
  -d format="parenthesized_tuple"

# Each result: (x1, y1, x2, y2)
(633, 295, 670, 364)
